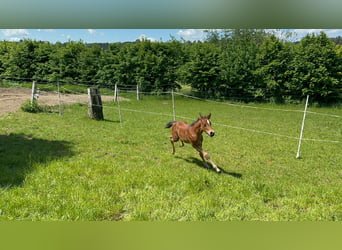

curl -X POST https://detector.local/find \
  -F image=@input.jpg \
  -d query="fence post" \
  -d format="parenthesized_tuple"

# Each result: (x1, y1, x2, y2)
(87, 87, 104, 120)
(136, 84, 139, 101)
(31, 81, 38, 104)
(57, 82, 62, 116)
(117, 87, 122, 126)
(114, 83, 118, 102)
(171, 89, 176, 121)
(296, 95, 309, 159)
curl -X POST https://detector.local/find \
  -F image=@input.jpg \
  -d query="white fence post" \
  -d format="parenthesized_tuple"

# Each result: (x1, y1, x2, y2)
(57, 82, 62, 116)
(172, 89, 176, 121)
(136, 84, 139, 100)
(117, 87, 122, 126)
(296, 95, 310, 159)
(114, 83, 118, 102)
(31, 81, 38, 104)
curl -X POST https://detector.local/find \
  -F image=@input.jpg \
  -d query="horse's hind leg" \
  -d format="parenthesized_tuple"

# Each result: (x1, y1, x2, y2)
(170, 133, 180, 154)
(168, 126, 180, 154)
(169, 136, 176, 154)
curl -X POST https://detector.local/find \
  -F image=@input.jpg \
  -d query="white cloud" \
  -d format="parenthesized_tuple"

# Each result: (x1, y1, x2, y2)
(37, 29, 55, 33)
(292, 29, 342, 40)
(61, 34, 72, 40)
(8, 37, 22, 42)
(1, 29, 29, 41)
(177, 29, 206, 41)
(87, 29, 105, 37)
(264, 29, 342, 42)
(138, 34, 157, 42)
(1, 29, 30, 41)
(88, 29, 96, 35)
(2, 29, 29, 37)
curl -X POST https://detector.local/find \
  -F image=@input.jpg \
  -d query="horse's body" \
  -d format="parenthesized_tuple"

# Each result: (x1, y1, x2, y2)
(165, 113, 221, 173)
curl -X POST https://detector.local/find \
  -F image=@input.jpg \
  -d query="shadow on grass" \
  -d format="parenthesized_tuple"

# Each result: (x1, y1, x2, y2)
(103, 119, 121, 123)
(0, 133, 74, 187)
(176, 156, 242, 178)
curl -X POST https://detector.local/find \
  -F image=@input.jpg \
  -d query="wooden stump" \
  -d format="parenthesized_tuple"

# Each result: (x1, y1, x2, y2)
(88, 87, 104, 120)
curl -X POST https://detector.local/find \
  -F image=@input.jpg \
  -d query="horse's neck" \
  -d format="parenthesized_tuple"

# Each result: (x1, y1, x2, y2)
(189, 120, 203, 135)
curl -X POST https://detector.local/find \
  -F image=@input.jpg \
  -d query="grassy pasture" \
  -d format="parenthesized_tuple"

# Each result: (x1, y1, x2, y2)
(0, 91, 341, 221)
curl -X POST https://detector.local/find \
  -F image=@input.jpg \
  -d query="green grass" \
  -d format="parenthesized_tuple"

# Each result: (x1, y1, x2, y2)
(0, 93, 341, 221)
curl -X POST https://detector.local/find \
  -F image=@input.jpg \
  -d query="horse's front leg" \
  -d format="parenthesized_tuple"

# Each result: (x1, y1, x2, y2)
(199, 151, 211, 169)
(195, 145, 221, 173)
(201, 150, 221, 173)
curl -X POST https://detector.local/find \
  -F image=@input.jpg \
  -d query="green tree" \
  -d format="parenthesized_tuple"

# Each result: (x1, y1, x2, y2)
(0, 41, 13, 77)
(219, 29, 266, 101)
(33, 42, 56, 81)
(94, 44, 116, 87)
(290, 32, 342, 103)
(78, 44, 102, 84)
(178, 41, 221, 98)
(135, 39, 181, 92)
(255, 34, 294, 102)
(114, 42, 139, 87)
(111, 39, 182, 92)
(3, 40, 38, 80)
(55, 41, 86, 83)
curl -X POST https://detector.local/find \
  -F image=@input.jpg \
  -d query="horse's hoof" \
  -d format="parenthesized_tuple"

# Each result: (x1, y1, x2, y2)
(216, 169, 221, 174)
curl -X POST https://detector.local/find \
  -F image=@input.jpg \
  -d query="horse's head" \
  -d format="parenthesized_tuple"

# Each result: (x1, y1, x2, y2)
(199, 113, 215, 137)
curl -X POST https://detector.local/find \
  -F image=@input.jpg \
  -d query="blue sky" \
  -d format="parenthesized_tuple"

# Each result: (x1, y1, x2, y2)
(1, 29, 342, 43)
(0, 29, 205, 43)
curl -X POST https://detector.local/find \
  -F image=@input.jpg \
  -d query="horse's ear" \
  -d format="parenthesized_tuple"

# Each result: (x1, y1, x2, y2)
(207, 113, 211, 119)
(199, 113, 203, 118)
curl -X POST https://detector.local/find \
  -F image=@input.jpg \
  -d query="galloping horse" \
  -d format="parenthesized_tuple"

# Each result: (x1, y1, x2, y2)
(165, 113, 221, 173)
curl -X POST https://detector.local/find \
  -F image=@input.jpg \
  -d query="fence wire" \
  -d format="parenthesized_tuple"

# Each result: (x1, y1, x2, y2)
(1, 84, 341, 144)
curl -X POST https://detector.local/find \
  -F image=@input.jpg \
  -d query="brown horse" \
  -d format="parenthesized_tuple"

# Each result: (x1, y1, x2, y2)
(165, 113, 221, 173)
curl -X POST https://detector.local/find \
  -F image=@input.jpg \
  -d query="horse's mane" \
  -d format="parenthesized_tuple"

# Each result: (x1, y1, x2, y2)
(190, 118, 200, 127)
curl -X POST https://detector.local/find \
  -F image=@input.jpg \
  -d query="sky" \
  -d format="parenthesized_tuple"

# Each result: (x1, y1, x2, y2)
(1, 29, 342, 43)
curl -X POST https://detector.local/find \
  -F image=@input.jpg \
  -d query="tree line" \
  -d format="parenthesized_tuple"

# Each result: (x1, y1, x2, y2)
(0, 29, 341, 104)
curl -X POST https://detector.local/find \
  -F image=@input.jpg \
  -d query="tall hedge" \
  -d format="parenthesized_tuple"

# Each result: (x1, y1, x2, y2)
(0, 30, 341, 104)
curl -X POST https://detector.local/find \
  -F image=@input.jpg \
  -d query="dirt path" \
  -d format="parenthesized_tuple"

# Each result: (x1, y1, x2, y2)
(0, 88, 115, 115)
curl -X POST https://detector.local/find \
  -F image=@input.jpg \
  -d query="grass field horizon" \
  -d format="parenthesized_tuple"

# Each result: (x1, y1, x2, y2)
(0, 90, 341, 221)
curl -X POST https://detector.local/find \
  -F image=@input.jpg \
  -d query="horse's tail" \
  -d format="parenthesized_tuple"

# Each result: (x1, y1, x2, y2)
(165, 121, 176, 128)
